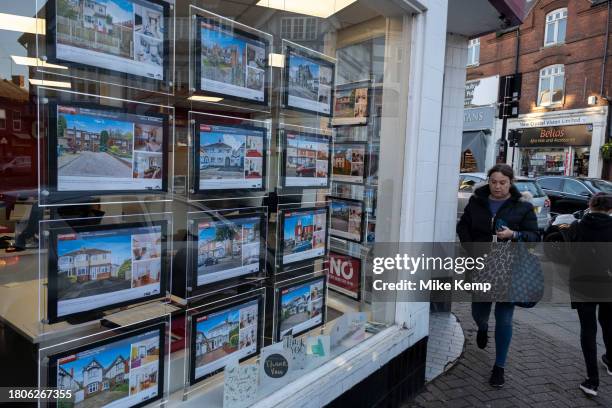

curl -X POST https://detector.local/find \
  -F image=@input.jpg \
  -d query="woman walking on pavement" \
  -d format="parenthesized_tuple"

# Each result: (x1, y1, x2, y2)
(567, 193, 612, 397)
(457, 164, 539, 388)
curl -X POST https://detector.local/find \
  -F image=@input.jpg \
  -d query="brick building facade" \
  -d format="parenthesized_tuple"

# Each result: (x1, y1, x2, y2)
(465, 0, 612, 179)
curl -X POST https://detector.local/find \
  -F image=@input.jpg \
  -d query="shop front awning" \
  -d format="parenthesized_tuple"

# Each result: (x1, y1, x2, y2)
(462, 130, 488, 172)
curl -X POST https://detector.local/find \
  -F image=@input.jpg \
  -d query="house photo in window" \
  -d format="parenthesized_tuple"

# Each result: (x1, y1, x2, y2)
(467, 38, 479, 66)
(538, 64, 564, 106)
(544, 8, 567, 46)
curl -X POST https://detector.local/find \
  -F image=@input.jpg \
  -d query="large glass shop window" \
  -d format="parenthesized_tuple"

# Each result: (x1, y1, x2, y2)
(0, 0, 414, 405)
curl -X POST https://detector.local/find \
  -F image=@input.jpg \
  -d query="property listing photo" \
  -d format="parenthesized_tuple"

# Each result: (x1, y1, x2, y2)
(278, 277, 325, 339)
(195, 214, 262, 287)
(281, 207, 328, 265)
(197, 122, 266, 192)
(53, 103, 166, 195)
(50, 222, 165, 321)
(197, 16, 269, 104)
(191, 297, 260, 383)
(51, 0, 167, 80)
(52, 326, 163, 408)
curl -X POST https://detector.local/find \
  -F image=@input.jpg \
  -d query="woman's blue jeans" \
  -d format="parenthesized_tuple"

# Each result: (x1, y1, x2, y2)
(472, 302, 515, 368)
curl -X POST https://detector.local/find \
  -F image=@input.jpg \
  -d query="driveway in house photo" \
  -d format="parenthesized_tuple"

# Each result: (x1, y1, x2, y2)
(59, 151, 132, 178)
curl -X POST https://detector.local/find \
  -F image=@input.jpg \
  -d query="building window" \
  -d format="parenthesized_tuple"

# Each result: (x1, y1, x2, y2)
(538, 64, 564, 106)
(12, 111, 21, 131)
(280, 17, 318, 41)
(0, 109, 5, 130)
(281, 18, 292, 39)
(544, 8, 567, 46)
(467, 38, 479, 66)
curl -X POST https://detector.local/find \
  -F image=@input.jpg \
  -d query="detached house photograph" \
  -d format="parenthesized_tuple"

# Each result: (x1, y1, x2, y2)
(195, 309, 240, 367)
(57, 341, 131, 408)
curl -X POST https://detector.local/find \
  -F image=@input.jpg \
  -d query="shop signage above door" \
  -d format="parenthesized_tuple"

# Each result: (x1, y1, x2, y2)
(465, 75, 499, 107)
(464, 107, 496, 131)
(518, 124, 593, 147)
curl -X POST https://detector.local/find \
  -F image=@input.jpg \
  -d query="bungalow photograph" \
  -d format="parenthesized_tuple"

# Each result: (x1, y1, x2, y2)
(56, 339, 130, 407)
(56, 230, 133, 302)
(194, 308, 240, 367)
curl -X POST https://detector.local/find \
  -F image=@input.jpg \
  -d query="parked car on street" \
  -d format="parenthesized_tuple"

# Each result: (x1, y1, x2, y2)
(542, 209, 588, 263)
(457, 172, 551, 231)
(0, 156, 31, 175)
(536, 176, 612, 214)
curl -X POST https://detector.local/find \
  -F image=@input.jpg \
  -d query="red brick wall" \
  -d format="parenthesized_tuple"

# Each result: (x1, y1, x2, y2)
(467, 0, 612, 113)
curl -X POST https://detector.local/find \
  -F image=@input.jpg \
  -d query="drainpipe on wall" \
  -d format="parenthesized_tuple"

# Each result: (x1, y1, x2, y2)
(602, 0, 612, 179)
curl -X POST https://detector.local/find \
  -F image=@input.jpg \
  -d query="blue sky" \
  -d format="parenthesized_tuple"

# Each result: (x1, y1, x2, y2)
(282, 282, 310, 307)
(63, 113, 134, 136)
(196, 307, 239, 335)
(202, 27, 245, 58)
(59, 338, 131, 382)
(58, 233, 132, 265)
(283, 213, 313, 240)
(100, 0, 134, 24)
(201, 132, 244, 151)
(289, 54, 320, 80)
(198, 224, 217, 243)
(332, 201, 350, 213)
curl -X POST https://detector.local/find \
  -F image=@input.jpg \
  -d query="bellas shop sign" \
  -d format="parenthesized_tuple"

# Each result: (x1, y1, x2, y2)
(517, 124, 592, 147)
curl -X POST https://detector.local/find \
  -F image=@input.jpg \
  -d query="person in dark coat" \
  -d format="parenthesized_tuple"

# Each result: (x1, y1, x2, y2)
(457, 164, 539, 388)
(567, 193, 612, 397)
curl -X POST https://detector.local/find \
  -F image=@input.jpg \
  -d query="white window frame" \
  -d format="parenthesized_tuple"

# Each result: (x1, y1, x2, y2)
(280, 17, 318, 41)
(12, 110, 21, 131)
(544, 8, 567, 46)
(538, 64, 565, 107)
(467, 38, 480, 67)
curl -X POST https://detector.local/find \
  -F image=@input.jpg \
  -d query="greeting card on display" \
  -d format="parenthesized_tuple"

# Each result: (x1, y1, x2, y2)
(223, 362, 259, 408)
(306, 335, 330, 358)
(282, 335, 306, 370)
(259, 343, 291, 385)
(328, 314, 349, 347)
(343, 313, 367, 347)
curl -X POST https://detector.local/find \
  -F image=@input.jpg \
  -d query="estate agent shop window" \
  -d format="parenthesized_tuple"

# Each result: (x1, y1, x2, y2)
(0, 0, 417, 406)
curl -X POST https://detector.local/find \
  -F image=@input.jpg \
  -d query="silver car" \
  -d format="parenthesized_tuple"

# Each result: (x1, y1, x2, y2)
(457, 172, 551, 231)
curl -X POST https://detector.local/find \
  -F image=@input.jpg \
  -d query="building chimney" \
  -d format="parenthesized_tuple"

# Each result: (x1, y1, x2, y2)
(11, 75, 25, 88)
